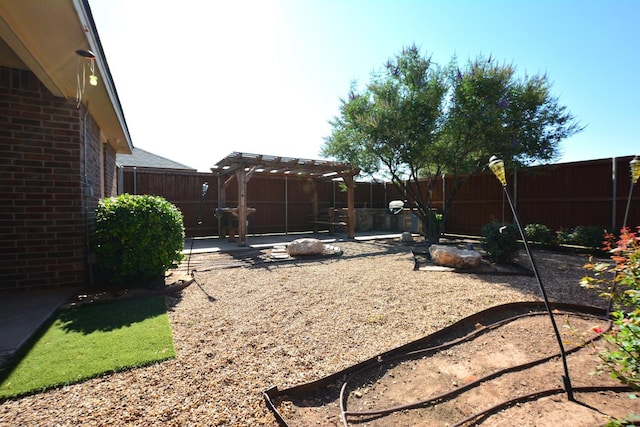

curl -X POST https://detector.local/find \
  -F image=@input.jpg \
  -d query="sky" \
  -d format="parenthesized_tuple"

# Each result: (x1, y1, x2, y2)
(89, 0, 639, 173)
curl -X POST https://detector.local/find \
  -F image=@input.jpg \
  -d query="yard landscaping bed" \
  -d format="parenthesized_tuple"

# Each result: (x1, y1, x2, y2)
(1, 238, 635, 426)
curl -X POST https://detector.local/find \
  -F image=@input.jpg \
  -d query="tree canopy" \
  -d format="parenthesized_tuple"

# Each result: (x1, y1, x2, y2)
(321, 45, 583, 242)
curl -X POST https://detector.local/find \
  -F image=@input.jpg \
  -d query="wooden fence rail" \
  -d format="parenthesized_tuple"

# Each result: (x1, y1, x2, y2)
(119, 156, 639, 237)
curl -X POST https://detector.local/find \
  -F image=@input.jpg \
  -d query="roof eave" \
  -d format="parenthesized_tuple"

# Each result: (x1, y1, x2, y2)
(0, 0, 133, 154)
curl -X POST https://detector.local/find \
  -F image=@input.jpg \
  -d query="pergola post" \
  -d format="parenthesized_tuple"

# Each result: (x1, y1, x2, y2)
(311, 179, 319, 233)
(218, 175, 233, 238)
(236, 166, 248, 246)
(343, 174, 356, 239)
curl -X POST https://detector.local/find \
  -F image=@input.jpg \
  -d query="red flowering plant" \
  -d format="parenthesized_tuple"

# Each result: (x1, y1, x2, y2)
(581, 227, 640, 391)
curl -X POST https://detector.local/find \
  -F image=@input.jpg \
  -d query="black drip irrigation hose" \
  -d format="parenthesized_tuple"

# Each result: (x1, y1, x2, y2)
(339, 311, 612, 426)
(262, 304, 624, 427)
(449, 385, 635, 427)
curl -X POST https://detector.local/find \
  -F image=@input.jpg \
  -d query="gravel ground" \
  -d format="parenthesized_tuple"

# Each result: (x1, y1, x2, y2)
(0, 238, 606, 426)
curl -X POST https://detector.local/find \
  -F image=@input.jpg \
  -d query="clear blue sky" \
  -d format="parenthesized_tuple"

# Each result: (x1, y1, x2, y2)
(89, 0, 639, 173)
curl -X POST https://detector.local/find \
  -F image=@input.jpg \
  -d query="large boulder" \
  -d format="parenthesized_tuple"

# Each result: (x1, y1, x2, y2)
(429, 244, 482, 269)
(287, 238, 324, 256)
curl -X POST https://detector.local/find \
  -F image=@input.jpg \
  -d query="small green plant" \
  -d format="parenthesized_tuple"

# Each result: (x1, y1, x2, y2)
(571, 225, 608, 250)
(94, 194, 185, 287)
(557, 225, 607, 251)
(581, 227, 640, 393)
(481, 221, 519, 264)
(604, 413, 640, 426)
(524, 223, 554, 245)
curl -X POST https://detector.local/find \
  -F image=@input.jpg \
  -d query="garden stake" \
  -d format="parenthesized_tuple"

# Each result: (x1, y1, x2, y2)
(186, 181, 209, 274)
(489, 156, 575, 401)
(185, 182, 217, 302)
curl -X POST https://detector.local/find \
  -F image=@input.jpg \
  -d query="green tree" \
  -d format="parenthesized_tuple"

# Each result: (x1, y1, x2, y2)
(322, 45, 582, 243)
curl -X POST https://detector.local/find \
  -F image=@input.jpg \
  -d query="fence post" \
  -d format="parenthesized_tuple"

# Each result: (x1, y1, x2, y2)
(611, 157, 617, 230)
(332, 181, 336, 207)
(441, 173, 446, 233)
(513, 168, 518, 208)
(384, 182, 387, 208)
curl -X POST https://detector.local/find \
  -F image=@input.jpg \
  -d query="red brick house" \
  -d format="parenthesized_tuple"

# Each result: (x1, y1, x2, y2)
(0, 1, 133, 291)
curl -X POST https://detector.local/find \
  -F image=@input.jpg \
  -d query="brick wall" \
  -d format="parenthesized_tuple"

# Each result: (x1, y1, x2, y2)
(103, 143, 117, 197)
(0, 66, 107, 292)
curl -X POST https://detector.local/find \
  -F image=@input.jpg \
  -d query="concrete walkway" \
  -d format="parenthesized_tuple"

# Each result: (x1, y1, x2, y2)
(183, 230, 404, 254)
(0, 231, 405, 370)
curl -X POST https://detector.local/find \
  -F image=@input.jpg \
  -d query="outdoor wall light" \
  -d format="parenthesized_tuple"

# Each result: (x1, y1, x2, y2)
(75, 49, 98, 106)
(75, 49, 95, 59)
(488, 155, 575, 401)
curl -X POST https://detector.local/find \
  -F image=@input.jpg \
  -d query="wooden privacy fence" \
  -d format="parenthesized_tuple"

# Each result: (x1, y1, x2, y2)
(444, 156, 639, 235)
(119, 156, 639, 237)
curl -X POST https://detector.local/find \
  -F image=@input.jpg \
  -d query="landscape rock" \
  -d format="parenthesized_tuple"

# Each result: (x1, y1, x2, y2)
(429, 244, 482, 269)
(401, 232, 414, 243)
(287, 238, 325, 256)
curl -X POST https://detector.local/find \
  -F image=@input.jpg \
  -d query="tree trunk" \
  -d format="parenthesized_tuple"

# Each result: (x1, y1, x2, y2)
(420, 209, 441, 246)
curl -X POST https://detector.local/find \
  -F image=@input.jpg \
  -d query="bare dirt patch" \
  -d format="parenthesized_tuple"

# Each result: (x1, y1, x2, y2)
(273, 310, 636, 426)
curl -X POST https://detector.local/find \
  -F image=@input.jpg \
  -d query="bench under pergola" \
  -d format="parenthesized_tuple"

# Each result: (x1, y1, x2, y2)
(211, 152, 360, 246)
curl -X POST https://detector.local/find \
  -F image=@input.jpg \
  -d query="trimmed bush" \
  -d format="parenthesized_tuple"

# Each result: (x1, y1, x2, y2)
(481, 221, 519, 264)
(570, 226, 607, 250)
(524, 223, 554, 245)
(556, 225, 607, 251)
(94, 194, 185, 287)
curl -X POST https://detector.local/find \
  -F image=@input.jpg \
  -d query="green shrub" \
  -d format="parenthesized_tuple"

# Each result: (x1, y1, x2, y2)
(524, 223, 554, 245)
(556, 225, 607, 251)
(481, 221, 519, 264)
(555, 229, 571, 245)
(94, 194, 185, 287)
(570, 225, 607, 250)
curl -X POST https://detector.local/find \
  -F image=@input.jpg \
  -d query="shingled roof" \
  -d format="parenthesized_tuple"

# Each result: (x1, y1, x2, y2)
(116, 148, 195, 171)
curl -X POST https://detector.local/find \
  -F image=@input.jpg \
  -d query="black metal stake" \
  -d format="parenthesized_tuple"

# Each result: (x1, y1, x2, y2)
(500, 185, 575, 401)
(186, 182, 208, 274)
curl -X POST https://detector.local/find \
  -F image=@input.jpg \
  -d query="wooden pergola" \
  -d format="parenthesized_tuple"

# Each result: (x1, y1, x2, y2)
(211, 152, 360, 246)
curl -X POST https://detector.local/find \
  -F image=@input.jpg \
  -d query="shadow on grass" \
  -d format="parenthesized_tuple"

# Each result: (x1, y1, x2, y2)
(57, 296, 168, 334)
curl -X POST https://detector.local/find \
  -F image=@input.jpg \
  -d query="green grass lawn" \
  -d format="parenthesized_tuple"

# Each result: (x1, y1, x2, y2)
(0, 296, 175, 399)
